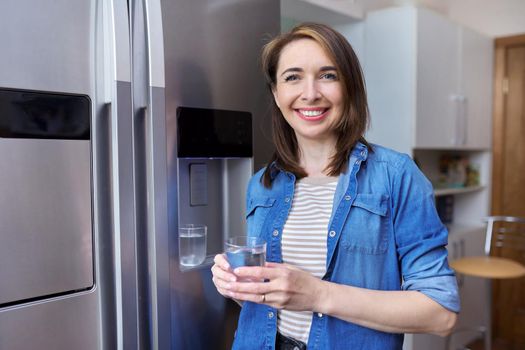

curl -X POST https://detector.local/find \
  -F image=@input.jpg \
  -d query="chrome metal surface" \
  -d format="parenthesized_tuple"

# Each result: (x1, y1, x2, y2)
(0, 0, 92, 94)
(162, 0, 280, 171)
(0, 292, 100, 350)
(0, 0, 103, 349)
(161, 0, 280, 348)
(0, 138, 93, 305)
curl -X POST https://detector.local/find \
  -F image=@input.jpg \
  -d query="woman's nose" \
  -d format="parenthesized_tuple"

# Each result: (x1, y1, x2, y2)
(300, 79, 321, 102)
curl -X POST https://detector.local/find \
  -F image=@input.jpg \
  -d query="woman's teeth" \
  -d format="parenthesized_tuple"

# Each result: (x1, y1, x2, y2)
(300, 109, 324, 117)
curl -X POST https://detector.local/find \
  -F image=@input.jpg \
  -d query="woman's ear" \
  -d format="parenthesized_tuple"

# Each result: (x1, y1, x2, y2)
(272, 86, 280, 109)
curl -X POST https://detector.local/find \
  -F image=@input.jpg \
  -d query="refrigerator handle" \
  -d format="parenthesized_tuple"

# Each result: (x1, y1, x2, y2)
(130, 1, 169, 349)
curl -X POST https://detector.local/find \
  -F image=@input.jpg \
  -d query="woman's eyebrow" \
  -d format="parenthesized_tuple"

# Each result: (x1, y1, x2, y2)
(320, 66, 337, 71)
(280, 67, 303, 76)
(279, 65, 337, 77)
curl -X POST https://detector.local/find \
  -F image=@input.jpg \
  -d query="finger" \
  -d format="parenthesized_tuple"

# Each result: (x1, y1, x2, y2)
(264, 261, 281, 268)
(265, 261, 299, 271)
(233, 265, 286, 280)
(216, 286, 233, 298)
(213, 253, 231, 270)
(211, 264, 237, 282)
(227, 291, 267, 304)
(212, 275, 235, 290)
(228, 280, 272, 295)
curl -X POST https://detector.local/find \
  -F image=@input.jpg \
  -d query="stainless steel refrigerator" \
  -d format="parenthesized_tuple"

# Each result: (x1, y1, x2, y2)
(0, 1, 280, 349)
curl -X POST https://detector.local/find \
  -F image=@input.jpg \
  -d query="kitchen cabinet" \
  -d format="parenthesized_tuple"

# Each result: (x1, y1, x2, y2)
(404, 226, 489, 350)
(446, 226, 490, 349)
(403, 148, 492, 350)
(460, 28, 494, 149)
(363, 6, 493, 153)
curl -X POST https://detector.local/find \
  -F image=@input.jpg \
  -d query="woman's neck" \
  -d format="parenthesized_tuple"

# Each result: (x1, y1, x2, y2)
(297, 137, 337, 178)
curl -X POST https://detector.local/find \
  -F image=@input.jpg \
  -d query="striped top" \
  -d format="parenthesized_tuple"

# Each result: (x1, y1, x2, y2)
(277, 176, 338, 344)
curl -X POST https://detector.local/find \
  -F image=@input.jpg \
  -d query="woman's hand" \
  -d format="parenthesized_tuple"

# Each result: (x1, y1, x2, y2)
(211, 254, 239, 299)
(224, 262, 326, 311)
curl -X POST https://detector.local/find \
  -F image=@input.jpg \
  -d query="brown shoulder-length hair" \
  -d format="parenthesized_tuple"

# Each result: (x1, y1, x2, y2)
(261, 22, 371, 188)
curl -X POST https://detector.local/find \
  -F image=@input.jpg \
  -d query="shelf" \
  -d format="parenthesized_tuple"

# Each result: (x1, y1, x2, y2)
(178, 255, 214, 272)
(446, 222, 486, 236)
(434, 185, 485, 197)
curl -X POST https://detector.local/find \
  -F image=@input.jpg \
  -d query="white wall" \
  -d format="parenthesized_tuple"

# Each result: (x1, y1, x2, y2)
(447, 0, 525, 37)
(366, 0, 525, 38)
(282, 0, 525, 38)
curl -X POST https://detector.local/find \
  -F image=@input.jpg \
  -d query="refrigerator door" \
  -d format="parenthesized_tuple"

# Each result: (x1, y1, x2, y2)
(159, 1, 280, 349)
(0, 1, 101, 349)
(0, 0, 133, 349)
(0, 89, 93, 306)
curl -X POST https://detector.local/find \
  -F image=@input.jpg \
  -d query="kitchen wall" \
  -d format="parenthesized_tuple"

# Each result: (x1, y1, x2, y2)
(281, 0, 525, 38)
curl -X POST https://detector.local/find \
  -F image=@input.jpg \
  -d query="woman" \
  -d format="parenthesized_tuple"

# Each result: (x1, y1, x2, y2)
(211, 23, 459, 350)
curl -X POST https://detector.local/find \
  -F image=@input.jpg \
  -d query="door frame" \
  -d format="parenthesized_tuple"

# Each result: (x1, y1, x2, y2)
(491, 34, 525, 215)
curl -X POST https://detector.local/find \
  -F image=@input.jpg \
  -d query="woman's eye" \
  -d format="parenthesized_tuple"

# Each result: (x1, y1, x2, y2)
(283, 74, 299, 82)
(321, 72, 338, 80)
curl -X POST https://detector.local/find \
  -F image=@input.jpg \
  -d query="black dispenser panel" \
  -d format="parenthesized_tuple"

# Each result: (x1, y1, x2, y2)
(0, 88, 90, 140)
(177, 107, 252, 158)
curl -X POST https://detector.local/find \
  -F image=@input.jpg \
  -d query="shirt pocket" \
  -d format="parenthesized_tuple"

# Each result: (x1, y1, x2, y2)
(341, 193, 390, 255)
(246, 197, 276, 236)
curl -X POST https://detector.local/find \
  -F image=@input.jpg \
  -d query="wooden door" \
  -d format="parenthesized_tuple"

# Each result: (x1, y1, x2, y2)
(491, 34, 525, 350)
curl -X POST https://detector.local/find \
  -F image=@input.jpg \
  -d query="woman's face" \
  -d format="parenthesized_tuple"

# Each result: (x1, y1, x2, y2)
(272, 38, 344, 145)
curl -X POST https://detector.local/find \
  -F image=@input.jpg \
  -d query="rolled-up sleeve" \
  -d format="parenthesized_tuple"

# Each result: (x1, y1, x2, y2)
(392, 155, 460, 313)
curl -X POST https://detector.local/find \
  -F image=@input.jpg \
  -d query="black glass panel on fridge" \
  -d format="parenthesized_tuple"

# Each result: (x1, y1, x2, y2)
(0, 88, 90, 140)
(177, 107, 252, 158)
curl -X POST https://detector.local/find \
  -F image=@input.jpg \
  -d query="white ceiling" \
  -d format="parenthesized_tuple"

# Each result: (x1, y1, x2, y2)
(282, 0, 525, 37)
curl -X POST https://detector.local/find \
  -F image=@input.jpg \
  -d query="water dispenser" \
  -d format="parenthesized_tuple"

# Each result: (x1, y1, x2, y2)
(176, 107, 253, 270)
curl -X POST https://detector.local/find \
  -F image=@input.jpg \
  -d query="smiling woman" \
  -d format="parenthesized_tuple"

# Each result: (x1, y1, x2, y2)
(271, 38, 343, 147)
(260, 23, 370, 184)
(211, 23, 459, 350)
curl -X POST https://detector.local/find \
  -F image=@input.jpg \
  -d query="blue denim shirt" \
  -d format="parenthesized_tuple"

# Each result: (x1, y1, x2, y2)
(232, 143, 460, 350)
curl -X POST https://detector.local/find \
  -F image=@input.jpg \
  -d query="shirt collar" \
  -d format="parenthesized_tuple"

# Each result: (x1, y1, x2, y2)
(267, 141, 368, 179)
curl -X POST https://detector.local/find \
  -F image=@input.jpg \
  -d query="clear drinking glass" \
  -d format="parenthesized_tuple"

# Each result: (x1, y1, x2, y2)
(224, 236, 266, 270)
(179, 224, 207, 267)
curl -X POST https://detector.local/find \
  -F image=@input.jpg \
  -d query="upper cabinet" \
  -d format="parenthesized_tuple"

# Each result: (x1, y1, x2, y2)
(460, 27, 494, 149)
(363, 6, 493, 153)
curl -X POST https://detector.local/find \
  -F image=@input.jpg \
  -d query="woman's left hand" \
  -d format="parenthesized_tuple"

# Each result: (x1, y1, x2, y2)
(224, 262, 325, 311)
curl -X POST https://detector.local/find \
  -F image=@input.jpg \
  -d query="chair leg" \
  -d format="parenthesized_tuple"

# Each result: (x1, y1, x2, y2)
(445, 333, 452, 350)
(445, 326, 488, 350)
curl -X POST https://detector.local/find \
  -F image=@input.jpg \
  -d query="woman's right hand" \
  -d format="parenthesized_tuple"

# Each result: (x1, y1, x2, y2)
(211, 254, 237, 298)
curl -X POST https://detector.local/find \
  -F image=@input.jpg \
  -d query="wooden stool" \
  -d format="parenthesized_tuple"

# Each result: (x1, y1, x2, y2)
(446, 216, 525, 350)
(451, 256, 525, 279)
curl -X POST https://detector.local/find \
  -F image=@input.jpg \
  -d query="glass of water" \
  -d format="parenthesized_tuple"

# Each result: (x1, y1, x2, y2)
(224, 236, 266, 270)
(179, 224, 207, 267)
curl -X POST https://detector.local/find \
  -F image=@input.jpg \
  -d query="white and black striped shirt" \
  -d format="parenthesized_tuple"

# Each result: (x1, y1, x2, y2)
(277, 176, 338, 344)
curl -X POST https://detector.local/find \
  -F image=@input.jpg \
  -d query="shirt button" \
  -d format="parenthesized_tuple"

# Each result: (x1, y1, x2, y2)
(272, 229, 279, 237)
(344, 195, 351, 201)
(329, 230, 336, 237)
(361, 151, 366, 156)
(285, 197, 290, 203)
(317, 312, 323, 318)
(268, 312, 274, 319)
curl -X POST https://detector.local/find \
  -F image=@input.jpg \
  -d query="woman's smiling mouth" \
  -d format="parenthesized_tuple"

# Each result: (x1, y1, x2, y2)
(296, 108, 329, 121)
